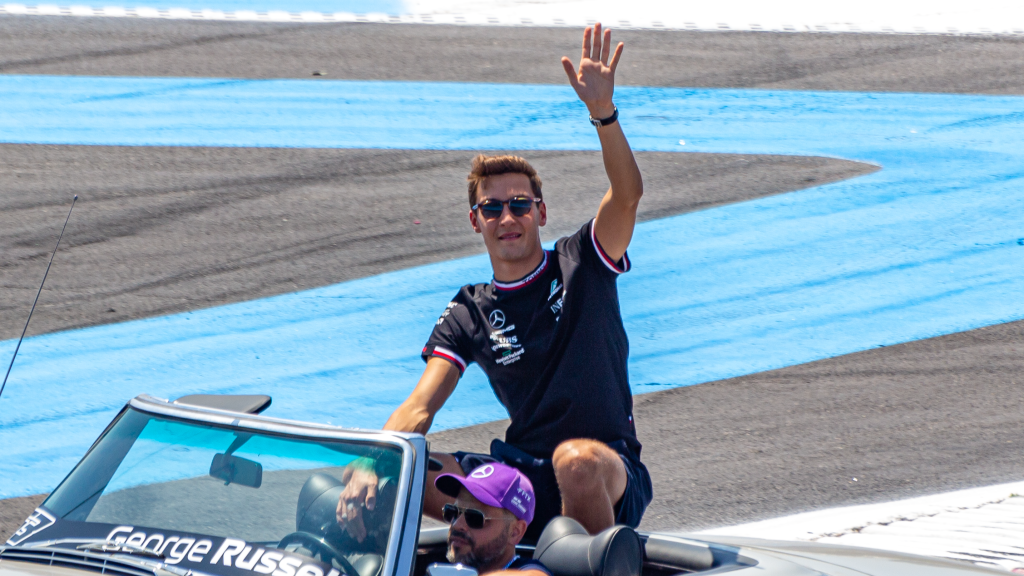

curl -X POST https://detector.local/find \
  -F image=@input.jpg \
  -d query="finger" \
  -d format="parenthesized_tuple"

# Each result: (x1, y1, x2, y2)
(609, 42, 624, 74)
(581, 26, 591, 63)
(365, 482, 378, 511)
(337, 491, 353, 519)
(349, 508, 367, 543)
(561, 57, 581, 89)
(601, 28, 611, 64)
(592, 22, 603, 62)
(344, 517, 359, 540)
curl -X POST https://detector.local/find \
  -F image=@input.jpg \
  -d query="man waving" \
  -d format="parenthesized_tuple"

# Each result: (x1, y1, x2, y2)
(339, 23, 651, 542)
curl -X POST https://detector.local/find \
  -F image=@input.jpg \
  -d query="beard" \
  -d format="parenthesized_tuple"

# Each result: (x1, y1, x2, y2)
(446, 524, 512, 569)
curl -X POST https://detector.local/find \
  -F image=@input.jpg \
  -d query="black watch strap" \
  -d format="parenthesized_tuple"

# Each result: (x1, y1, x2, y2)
(589, 107, 618, 127)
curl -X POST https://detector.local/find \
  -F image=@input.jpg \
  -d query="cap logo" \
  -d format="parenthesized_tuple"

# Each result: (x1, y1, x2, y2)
(470, 465, 495, 479)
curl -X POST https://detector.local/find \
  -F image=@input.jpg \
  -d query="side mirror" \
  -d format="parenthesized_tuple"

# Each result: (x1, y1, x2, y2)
(210, 453, 263, 488)
(427, 564, 478, 576)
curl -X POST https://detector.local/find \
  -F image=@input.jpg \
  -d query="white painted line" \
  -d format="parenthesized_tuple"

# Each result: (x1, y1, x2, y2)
(3, 0, 1024, 35)
(698, 481, 1024, 572)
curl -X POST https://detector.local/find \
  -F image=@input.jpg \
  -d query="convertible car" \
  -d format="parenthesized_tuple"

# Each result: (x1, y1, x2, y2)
(1, 394, 1006, 576)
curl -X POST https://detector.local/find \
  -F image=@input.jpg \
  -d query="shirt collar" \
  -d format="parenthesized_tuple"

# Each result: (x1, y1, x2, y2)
(493, 251, 549, 292)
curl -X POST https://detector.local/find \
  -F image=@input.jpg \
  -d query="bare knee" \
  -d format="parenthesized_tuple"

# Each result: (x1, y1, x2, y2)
(553, 439, 620, 493)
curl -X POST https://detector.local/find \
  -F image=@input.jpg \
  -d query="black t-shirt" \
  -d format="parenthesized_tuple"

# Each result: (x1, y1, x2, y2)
(422, 219, 641, 459)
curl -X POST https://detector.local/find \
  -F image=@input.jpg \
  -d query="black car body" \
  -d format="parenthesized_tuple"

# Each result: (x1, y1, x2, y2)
(1, 395, 1004, 576)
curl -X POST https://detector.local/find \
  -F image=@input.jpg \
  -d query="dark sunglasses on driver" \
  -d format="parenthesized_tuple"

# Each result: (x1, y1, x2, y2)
(442, 503, 497, 529)
(472, 197, 542, 220)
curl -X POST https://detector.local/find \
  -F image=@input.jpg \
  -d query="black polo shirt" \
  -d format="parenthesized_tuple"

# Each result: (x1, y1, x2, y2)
(422, 220, 640, 459)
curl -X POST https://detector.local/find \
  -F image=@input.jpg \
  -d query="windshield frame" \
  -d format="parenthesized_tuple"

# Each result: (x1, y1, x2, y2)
(38, 394, 427, 576)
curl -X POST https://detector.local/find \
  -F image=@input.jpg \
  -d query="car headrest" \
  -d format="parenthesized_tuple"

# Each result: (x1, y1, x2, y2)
(534, 517, 641, 576)
(297, 473, 345, 533)
(296, 473, 398, 540)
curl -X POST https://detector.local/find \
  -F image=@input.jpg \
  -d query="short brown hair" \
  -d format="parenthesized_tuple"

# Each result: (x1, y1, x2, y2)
(467, 154, 543, 207)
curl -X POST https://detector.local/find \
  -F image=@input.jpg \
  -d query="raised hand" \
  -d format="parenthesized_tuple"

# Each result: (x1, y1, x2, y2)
(561, 23, 622, 120)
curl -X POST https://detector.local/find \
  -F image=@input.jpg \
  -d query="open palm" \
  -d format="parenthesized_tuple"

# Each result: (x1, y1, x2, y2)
(561, 23, 623, 119)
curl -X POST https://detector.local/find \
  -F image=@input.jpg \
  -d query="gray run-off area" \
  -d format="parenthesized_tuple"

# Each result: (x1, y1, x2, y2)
(0, 146, 872, 339)
(2, 18, 1024, 93)
(1, 17, 1023, 539)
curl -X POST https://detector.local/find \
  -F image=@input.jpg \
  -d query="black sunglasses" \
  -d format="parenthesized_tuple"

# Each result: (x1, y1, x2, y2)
(472, 197, 542, 220)
(442, 503, 496, 529)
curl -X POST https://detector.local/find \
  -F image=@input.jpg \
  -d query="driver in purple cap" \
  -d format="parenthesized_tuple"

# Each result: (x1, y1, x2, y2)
(435, 463, 551, 576)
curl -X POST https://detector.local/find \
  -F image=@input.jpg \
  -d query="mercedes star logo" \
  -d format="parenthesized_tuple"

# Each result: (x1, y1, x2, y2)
(470, 465, 495, 478)
(489, 309, 506, 329)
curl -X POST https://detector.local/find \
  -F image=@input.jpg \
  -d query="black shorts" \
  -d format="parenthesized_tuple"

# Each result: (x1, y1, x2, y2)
(452, 438, 652, 542)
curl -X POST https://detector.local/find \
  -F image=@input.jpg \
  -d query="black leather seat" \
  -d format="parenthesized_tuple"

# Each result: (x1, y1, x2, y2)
(294, 473, 392, 576)
(296, 473, 345, 534)
(534, 517, 641, 576)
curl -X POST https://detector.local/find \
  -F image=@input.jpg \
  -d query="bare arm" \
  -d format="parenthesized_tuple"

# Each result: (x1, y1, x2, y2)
(561, 23, 643, 262)
(337, 357, 460, 541)
(383, 356, 461, 434)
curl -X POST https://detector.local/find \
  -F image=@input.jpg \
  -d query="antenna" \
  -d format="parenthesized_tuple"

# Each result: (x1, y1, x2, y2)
(0, 195, 78, 401)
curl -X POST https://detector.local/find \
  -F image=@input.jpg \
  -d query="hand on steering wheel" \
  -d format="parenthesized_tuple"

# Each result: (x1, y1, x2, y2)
(336, 466, 378, 543)
(278, 531, 359, 576)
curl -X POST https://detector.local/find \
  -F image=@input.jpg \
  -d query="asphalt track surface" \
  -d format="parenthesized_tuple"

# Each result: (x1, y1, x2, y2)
(2, 17, 1024, 538)
(0, 146, 871, 340)
(1, 18, 1024, 92)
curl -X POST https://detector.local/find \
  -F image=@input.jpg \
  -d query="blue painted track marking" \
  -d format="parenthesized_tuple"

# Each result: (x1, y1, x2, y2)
(1, 76, 1024, 497)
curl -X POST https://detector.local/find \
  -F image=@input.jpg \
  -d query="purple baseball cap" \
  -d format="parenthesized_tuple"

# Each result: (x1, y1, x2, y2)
(435, 462, 536, 524)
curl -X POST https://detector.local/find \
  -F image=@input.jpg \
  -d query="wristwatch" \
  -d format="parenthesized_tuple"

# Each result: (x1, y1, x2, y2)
(589, 106, 618, 127)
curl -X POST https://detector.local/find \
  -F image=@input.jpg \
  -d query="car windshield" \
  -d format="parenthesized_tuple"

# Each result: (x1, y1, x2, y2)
(40, 406, 404, 565)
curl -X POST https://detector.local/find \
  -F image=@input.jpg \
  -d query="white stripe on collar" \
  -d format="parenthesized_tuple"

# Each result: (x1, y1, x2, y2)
(494, 251, 550, 291)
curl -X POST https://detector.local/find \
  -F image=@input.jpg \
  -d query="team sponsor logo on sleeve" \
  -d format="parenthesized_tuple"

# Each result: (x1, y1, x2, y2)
(436, 301, 458, 325)
(6, 508, 56, 546)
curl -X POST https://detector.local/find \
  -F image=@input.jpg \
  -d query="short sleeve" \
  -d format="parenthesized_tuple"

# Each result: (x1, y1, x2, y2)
(422, 297, 472, 374)
(508, 558, 552, 576)
(561, 219, 631, 275)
